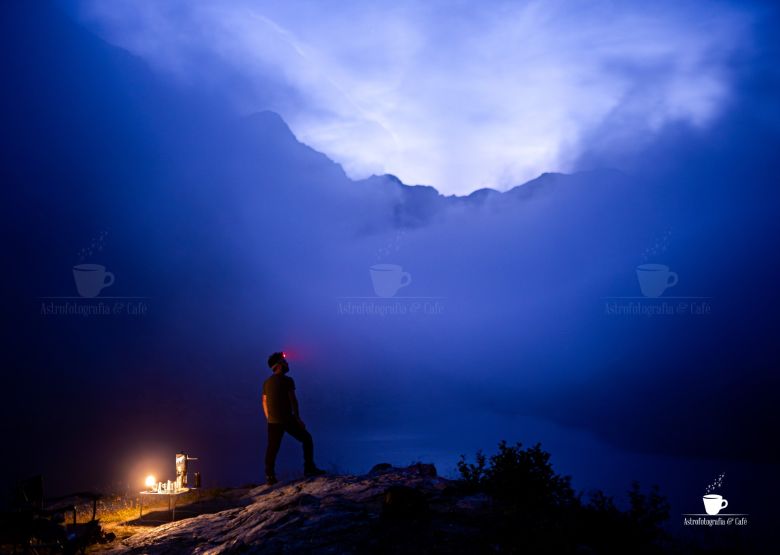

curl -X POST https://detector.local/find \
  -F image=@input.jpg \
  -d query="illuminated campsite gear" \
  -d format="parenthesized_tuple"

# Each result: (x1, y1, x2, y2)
(139, 488, 190, 522)
(140, 454, 200, 494)
(176, 452, 199, 489)
(139, 452, 200, 522)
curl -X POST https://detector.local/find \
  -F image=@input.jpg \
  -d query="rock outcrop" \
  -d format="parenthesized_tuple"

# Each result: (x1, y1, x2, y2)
(106, 463, 492, 554)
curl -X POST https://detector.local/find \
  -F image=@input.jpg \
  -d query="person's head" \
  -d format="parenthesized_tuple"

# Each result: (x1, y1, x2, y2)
(267, 351, 289, 374)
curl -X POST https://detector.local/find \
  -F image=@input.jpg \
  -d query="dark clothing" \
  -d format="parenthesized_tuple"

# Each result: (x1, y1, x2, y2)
(262, 373, 296, 423)
(262, 372, 317, 478)
(265, 418, 315, 478)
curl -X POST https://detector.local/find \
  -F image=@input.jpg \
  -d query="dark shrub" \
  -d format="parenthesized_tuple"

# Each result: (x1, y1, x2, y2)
(457, 440, 672, 554)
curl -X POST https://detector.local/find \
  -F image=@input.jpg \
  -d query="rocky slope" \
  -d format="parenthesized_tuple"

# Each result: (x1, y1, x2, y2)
(104, 463, 492, 554)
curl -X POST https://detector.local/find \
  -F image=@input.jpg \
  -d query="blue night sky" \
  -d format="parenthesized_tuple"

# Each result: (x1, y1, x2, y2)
(2, 0, 779, 549)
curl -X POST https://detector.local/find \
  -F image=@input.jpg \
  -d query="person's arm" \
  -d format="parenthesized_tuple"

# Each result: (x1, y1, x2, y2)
(288, 389, 305, 428)
(262, 394, 269, 420)
(289, 389, 300, 418)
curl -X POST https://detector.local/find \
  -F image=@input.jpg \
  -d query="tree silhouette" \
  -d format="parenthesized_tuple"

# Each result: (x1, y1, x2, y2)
(457, 440, 674, 554)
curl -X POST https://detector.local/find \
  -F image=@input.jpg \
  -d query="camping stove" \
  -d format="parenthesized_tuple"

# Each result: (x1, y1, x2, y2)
(175, 452, 199, 489)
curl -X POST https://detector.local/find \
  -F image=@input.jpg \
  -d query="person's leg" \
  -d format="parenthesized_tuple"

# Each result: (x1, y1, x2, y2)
(265, 423, 284, 479)
(283, 418, 315, 471)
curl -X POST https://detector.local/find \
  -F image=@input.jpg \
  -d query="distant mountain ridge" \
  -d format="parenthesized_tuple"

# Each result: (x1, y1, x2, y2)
(238, 109, 631, 232)
(244, 109, 628, 204)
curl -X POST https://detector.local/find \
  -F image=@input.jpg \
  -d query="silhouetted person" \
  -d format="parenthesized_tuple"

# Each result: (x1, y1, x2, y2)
(262, 351, 326, 485)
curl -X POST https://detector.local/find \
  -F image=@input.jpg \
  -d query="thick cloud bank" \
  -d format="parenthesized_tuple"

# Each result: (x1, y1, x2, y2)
(74, 0, 752, 194)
